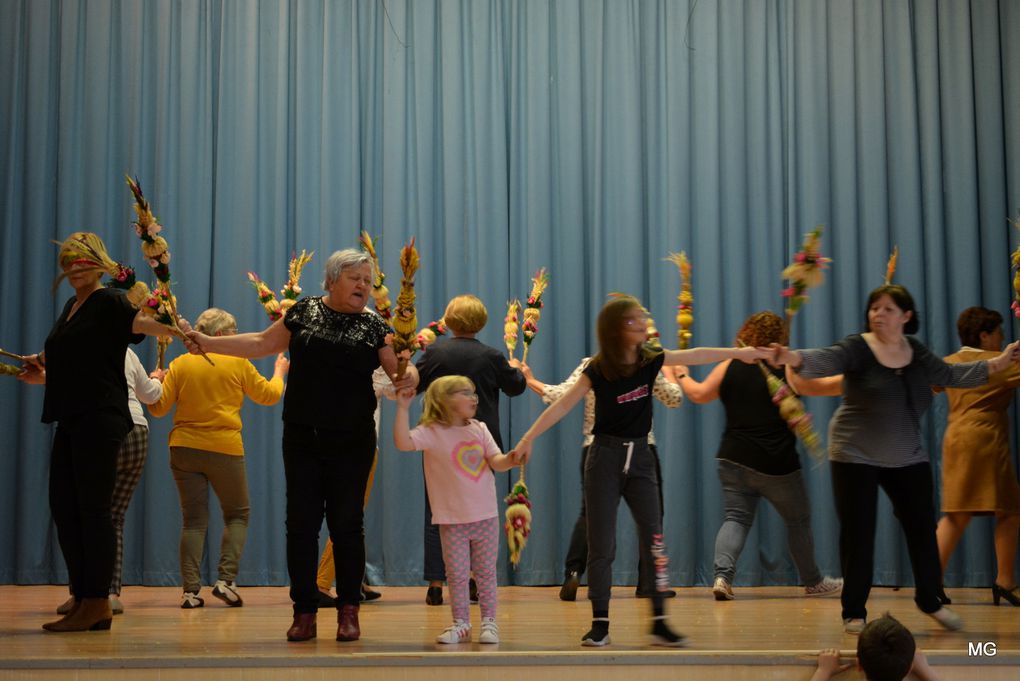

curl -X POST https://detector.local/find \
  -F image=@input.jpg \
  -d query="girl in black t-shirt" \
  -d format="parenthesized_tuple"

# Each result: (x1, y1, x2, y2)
(512, 295, 769, 648)
(18, 232, 174, 633)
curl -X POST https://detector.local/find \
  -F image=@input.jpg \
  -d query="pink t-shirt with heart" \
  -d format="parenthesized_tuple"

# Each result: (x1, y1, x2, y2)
(409, 419, 501, 525)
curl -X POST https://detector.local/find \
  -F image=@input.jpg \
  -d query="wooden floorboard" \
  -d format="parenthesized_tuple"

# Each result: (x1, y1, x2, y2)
(0, 585, 1016, 680)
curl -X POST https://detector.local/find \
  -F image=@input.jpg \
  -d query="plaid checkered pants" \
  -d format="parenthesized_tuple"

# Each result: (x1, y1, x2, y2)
(110, 424, 148, 595)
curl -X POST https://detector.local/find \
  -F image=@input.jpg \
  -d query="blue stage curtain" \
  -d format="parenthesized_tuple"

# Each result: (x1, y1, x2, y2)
(1, 0, 1017, 590)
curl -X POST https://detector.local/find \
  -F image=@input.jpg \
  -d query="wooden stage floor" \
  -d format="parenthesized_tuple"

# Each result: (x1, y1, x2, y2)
(1, 585, 1017, 680)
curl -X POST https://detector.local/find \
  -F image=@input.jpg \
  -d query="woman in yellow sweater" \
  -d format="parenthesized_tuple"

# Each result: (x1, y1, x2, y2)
(150, 308, 289, 608)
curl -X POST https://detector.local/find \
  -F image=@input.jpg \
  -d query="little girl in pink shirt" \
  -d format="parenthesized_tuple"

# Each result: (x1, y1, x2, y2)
(394, 375, 517, 644)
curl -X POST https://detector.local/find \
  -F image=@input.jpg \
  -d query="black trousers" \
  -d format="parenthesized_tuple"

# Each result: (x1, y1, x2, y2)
(564, 444, 664, 592)
(283, 423, 376, 612)
(830, 460, 942, 620)
(49, 410, 128, 598)
(584, 435, 666, 611)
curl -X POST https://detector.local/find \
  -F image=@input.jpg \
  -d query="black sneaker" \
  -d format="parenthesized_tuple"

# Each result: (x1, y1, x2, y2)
(560, 572, 580, 601)
(581, 620, 611, 647)
(650, 618, 686, 647)
(426, 585, 443, 606)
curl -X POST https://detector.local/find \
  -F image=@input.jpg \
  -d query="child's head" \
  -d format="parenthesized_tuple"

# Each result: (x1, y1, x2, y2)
(443, 295, 488, 335)
(591, 295, 660, 381)
(420, 375, 478, 427)
(857, 614, 916, 681)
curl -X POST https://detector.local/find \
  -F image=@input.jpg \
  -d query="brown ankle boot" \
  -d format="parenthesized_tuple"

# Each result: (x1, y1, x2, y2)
(43, 597, 112, 632)
(286, 612, 317, 641)
(337, 603, 360, 641)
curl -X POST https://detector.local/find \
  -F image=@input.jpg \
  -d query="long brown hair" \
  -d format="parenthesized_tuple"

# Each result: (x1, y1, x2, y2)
(588, 295, 662, 381)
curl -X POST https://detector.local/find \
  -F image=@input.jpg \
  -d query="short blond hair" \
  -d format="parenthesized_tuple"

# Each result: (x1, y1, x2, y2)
(443, 295, 488, 334)
(420, 375, 475, 427)
(195, 308, 238, 336)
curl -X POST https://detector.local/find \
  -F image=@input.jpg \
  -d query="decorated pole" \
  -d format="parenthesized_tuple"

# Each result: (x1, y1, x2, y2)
(781, 226, 831, 333)
(504, 299, 521, 359)
(280, 250, 314, 315)
(768, 225, 834, 461)
(884, 246, 899, 286)
(391, 238, 420, 379)
(416, 319, 447, 351)
(520, 268, 549, 364)
(504, 467, 532, 568)
(359, 232, 392, 320)
(125, 175, 213, 365)
(666, 251, 693, 349)
(1010, 216, 1020, 320)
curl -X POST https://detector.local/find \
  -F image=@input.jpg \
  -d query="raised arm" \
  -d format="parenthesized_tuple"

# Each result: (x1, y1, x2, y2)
(393, 388, 417, 451)
(131, 310, 178, 338)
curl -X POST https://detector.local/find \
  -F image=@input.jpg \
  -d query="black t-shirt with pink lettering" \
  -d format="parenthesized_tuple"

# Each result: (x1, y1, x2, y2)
(583, 353, 665, 439)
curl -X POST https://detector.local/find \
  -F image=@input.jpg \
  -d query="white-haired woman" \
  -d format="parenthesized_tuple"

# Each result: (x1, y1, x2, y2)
(149, 308, 288, 610)
(183, 249, 418, 643)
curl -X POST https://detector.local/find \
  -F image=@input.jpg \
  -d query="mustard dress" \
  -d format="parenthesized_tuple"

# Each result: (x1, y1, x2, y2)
(941, 349, 1020, 514)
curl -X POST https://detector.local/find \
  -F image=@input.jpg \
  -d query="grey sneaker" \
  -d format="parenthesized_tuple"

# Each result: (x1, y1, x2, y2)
(805, 576, 843, 597)
(713, 576, 735, 601)
(928, 606, 963, 631)
(843, 617, 866, 634)
(212, 580, 243, 607)
(109, 595, 124, 615)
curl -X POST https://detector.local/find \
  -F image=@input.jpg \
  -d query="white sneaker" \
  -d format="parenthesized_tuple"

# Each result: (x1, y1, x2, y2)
(181, 591, 204, 609)
(212, 580, 243, 607)
(436, 619, 471, 644)
(928, 606, 963, 631)
(805, 576, 843, 597)
(479, 617, 499, 644)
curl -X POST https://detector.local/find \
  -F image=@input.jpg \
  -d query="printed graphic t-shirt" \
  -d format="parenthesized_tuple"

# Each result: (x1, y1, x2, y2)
(409, 419, 502, 524)
(584, 353, 666, 439)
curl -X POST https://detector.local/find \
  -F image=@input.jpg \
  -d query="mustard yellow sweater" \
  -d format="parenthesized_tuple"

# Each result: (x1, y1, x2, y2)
(149, 353, 284, 456)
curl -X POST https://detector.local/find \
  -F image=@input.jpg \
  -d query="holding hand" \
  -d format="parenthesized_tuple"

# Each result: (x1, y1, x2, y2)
(149, 368, 167, 382)
(512, 438, 533, 465)
(17, 355, 45, 385)
(810, 648, 852, 681)
(391, 363, 419, 391)
(989, 340, 1020, 373)
(768, 343, 802, 368)
(274, 353, 290, 376)
(734, 345, 772, 364)
(396, 387, 416, 408)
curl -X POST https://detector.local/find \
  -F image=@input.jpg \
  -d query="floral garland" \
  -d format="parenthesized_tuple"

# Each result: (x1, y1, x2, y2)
(1010, 216, 1020, 318)
(247, 272, 283, 322)
(280, 250, 314, 314)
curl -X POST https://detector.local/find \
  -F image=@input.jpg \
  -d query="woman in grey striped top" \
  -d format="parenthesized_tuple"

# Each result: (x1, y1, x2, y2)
(773, 285, 1020, 634)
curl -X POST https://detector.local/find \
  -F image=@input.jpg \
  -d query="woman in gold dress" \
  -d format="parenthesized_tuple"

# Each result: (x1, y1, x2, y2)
(936, 307, 1020, 606)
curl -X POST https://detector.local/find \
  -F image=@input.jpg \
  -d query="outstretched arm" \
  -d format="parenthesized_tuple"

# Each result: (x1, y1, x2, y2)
(186, 317, 291, 359)
(512, 374, 590, 464)
(664, 345, 770, 367)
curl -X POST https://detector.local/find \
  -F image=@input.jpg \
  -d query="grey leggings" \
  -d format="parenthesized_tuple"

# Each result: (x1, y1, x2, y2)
(170, 447, 250, 592)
